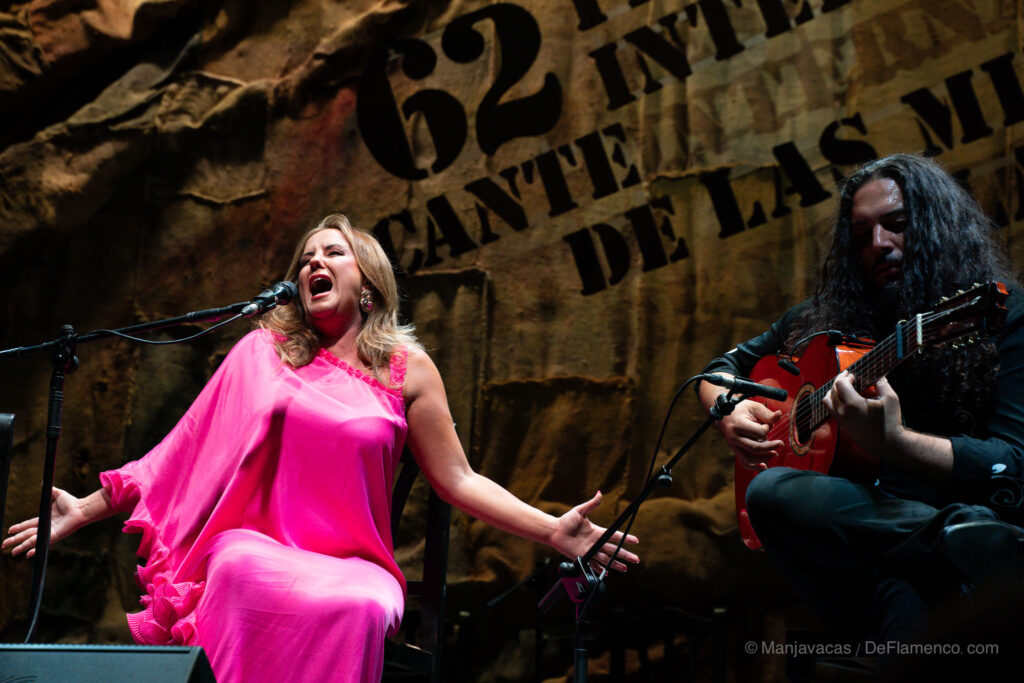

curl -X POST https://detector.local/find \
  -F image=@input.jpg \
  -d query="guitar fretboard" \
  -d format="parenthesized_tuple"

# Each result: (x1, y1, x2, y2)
(800, 318, 921, 433)
(763, 283, 1003, 446)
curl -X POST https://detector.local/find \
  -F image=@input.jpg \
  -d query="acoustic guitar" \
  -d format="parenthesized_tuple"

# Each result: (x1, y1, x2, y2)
(733, 281, 1009, 550)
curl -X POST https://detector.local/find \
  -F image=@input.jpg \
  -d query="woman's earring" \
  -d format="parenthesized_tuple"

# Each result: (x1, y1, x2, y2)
(359, 287, 374, 313)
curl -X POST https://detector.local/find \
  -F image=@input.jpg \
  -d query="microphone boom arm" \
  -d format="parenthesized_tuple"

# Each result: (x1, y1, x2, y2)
(0, 282, 294, 642)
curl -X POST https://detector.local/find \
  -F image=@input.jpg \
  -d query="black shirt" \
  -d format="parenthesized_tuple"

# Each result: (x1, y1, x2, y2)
(701, 289, 1024, 521)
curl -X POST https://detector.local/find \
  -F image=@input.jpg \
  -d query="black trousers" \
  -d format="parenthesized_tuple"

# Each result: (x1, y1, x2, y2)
(745, 467, 998, 641)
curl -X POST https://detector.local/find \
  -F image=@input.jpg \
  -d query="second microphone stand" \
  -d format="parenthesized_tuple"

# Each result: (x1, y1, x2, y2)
(1, 299, 257, 643)
(538, 390, 747, 683)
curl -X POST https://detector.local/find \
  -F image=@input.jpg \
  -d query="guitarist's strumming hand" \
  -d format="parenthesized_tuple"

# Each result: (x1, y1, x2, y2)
(700, 377, 783, 470)
(822, 370, 904, 460)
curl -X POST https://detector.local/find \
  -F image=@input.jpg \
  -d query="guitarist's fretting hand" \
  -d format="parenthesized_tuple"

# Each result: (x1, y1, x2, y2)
(822, 370, 903, 459)
(822, 369, 955, 484)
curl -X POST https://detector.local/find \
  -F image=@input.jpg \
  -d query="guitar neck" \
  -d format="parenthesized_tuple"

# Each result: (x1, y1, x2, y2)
(791, 282, 1007, 433)
(805, 318, 923, 430)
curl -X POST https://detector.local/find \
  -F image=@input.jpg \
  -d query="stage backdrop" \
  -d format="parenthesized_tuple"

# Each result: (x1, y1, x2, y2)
(2, 0, 1023, 679)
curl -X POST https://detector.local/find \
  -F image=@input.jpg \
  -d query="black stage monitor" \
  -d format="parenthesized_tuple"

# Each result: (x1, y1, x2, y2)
(0, 644, 216, 682)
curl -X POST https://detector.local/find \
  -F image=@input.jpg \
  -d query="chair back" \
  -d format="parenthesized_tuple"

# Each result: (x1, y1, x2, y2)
(383, 447, 451, 681)
(0, 413, 14, 537)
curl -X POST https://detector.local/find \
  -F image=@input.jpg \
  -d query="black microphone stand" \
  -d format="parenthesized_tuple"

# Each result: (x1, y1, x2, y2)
(538, 390, 747, 683)
(0, 299, 256, 643)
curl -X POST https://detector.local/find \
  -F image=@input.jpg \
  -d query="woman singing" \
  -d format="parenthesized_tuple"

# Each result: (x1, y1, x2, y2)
(4, 213, 639, 682)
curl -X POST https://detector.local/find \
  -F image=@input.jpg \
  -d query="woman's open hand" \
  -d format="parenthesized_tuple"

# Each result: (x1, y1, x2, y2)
(549, 491, 640, 574)
(2, 487, 89, 558)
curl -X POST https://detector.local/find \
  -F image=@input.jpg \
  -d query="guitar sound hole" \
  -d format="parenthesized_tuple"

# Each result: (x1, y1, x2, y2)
(794, 395, 814, 446)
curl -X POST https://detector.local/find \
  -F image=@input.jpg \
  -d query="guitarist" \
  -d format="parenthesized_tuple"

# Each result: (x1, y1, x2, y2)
(698, 154, 1024, 657)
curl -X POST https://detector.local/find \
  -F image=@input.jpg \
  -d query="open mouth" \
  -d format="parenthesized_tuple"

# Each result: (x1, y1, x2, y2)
(309, 274, 332, 295)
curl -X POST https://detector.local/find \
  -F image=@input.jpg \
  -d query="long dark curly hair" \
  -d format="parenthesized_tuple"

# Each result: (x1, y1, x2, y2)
(789, 153, 1018, 435)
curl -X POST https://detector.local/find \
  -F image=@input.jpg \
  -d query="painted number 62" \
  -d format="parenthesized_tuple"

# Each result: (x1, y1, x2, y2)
(357, 3, 563, 180)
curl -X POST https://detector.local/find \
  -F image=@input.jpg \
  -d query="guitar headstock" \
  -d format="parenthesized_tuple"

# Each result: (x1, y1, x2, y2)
(917, 281, 1009, 349)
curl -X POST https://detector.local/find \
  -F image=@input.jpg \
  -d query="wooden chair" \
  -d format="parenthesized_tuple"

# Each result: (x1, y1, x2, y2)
(382, 448, 451, 682)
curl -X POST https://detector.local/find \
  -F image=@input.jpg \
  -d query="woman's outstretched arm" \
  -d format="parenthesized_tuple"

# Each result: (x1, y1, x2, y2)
(3, 486, 117, 558)
(403, 347, 639, 572)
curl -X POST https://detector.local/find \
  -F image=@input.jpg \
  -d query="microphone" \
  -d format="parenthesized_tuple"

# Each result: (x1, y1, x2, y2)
(700, 374, 788, 401)
(776, 357, 800, 376)
(241, 281, 298, 317)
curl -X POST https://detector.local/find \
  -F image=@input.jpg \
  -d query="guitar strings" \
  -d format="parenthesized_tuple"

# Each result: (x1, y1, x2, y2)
(762, 303, 976, 444)
(763, 318, 910, 443)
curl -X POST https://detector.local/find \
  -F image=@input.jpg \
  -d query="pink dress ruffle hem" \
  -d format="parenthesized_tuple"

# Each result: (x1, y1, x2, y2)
(100, 330, 409, 682)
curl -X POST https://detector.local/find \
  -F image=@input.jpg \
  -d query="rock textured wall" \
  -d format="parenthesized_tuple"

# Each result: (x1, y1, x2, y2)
(2, 0, 1023, 679)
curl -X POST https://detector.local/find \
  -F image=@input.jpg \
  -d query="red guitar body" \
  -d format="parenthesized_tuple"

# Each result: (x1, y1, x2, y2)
(729, 282, 1008, 550)
(734, 335, 881, 550)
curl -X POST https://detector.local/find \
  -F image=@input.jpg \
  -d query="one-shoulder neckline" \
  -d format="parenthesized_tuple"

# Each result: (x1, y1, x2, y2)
(316, 347, 404, 400)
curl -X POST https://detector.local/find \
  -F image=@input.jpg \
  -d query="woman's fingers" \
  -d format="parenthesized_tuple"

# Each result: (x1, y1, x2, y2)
(590, 551, 629, 573)
(573, 491, 603, 518)
(607, 530, 639, 547)
(5, 532, 37, 557)
(580, 534, 641, 573)
(4, 525, 37, 547)
(6, 517, 39, 535)
(602, 542, 639, 565)
(3, 518, 42, 557)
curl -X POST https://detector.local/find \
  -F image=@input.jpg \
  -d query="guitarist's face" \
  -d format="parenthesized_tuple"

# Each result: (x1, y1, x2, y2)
(850, 178, 906, 290)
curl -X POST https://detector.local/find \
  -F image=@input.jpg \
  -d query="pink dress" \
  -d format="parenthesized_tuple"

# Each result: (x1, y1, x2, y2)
(100, 329, 408, 682)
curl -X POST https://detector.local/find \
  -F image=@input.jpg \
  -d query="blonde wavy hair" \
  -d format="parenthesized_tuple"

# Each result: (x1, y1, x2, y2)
(259, 214, 419, 381)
